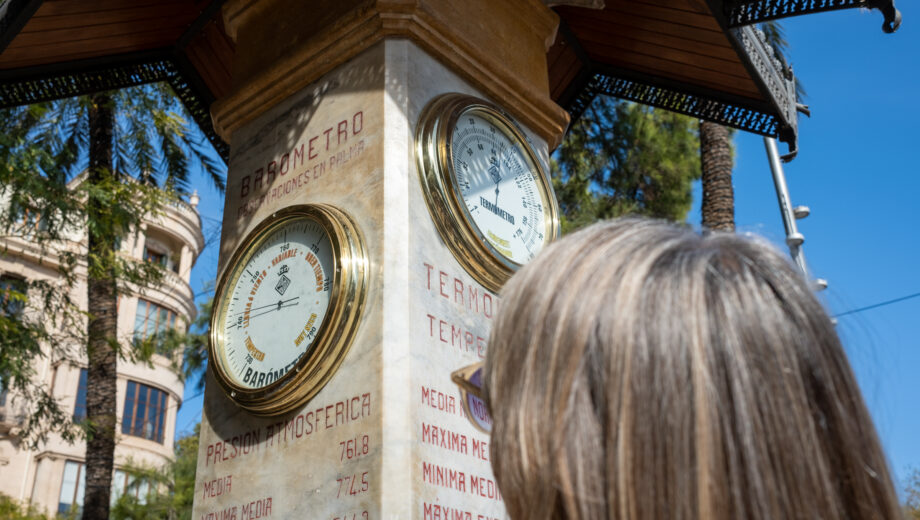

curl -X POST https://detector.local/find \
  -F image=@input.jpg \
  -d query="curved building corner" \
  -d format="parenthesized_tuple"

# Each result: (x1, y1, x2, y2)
(0, 194, 205, 516)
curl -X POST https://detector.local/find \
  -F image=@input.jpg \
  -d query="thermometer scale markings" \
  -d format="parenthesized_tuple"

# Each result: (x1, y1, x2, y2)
(451, 111, 546, 263)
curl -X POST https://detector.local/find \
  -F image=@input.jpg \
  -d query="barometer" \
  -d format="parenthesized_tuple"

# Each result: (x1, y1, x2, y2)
(416, 94, 560, 292)
(209, 204, 367, 416)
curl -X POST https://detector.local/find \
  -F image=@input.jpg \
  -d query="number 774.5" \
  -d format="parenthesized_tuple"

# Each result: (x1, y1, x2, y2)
(336, 472, 369, 498)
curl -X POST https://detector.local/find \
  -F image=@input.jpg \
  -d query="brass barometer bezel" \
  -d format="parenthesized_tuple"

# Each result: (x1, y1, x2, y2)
(209, 204, 368, 416)
(416, 93, 560, 292)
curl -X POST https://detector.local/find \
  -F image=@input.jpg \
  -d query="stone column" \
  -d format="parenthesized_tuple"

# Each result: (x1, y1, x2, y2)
(178, 244, 192, 280)
(134, 223, 148, 259)
(194, 1, 567, 518)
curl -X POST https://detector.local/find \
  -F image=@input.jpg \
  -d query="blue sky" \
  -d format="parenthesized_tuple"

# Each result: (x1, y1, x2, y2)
(176, 4, 919, 492)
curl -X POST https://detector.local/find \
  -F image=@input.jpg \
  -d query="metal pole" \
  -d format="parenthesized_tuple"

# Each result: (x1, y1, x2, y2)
(764, 137, 809, 278)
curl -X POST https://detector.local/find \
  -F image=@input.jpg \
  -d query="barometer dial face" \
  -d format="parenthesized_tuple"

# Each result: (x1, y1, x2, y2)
(219, 219, 333, 389)
(210, 205, 367, 416)
(417, 94, 560, 292)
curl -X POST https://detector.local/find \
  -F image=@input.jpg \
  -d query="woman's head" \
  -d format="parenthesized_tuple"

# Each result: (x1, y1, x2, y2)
(483, 218, 899, 520)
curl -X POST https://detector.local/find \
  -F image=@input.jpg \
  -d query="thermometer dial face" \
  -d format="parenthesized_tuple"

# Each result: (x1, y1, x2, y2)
(450, 111, 547, 264)
(416, 94, 560, 292)
(218, 218, 333, 389)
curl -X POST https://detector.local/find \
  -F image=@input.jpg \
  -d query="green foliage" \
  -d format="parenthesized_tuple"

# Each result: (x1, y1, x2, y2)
(551, 97, 701, 232)
(0, 494, 51, 519)
(109, 424, 200, 520)
(905, 467, 920, 519)
(0, 83, 224, 448)
(108, 464, 173, 520)
(108, 86, 225, 194)
(0, 167, 175, 446)
(0, 425, 202, 519)
(172, 424, 201, 520)
(136, 295, 213, 390)
(181, 296, 214, 392)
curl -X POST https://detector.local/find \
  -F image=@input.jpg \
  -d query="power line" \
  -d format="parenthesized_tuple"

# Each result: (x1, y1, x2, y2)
(833, 291, 920, 318)
(181, 389, 204, 405)
(176, 392, 205, 438)
(167, 388, 204, 412)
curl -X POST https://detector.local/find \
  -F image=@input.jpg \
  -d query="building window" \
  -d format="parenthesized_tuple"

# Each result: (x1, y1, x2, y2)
(58, 460, 85, 515)
(133, 299, 177, 339)
(73, 369, 88, 421)
(0, 274, 26, 316)
(122, 381, 167, 443)
(112, 469, 151, 505)
(16, 207, 49, 237)
(143, 242, 178, 273)
(57, 462, 149, 513)
(0, 375, 7, 413)
(143, 247, 167, 266)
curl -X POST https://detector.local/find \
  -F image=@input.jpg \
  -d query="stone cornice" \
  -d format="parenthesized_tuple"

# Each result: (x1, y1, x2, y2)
(214, 0, 569, 148)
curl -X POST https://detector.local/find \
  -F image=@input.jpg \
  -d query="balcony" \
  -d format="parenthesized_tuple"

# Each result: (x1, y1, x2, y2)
(153, 198, 204, 257)
(119, 253, 196, 319)
(159, 268, 194, 306)
(164, 198, 202, 229)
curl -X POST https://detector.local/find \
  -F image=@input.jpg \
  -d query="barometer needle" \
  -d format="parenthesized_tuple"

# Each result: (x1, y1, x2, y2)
(227, 297, 300, 318)
(247, 302, 300, 320)
(225, 298, 301, 329)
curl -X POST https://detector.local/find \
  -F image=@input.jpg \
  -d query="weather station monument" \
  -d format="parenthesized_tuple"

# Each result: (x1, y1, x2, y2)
(0, 0, 901, 518)
(193, 1, 567, 518)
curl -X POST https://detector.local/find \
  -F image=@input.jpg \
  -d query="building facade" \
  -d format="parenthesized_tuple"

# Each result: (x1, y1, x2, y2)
(0, 193, 204, 515)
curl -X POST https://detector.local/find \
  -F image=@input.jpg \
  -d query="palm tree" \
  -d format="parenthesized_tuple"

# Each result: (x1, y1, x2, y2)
(3, 83, 224, 519)
(83, 90, 120, 520)
(699, 120, 734, 231)
(700, 21, 801, 233)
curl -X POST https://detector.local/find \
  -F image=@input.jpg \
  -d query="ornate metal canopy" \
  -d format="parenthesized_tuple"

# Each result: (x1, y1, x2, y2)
(550, 16, 800, 157)
(720, 0, 901, 32)
(0, 0, 231, 160)
(0, 52, 227, 160)
(0, 0, 901, 162)
(548, 0, 899, 160)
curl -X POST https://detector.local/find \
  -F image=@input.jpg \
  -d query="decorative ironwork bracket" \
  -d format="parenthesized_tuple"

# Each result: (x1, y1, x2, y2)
(700, 2, 803, 159)
(569, 70, 784, 142)
(728, 25, 800, 160)
(722, 0, 901, 33)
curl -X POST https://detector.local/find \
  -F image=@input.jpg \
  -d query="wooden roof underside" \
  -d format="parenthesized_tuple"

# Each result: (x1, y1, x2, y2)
(548, 0, 799, 157)
(553, 0, 762, 102)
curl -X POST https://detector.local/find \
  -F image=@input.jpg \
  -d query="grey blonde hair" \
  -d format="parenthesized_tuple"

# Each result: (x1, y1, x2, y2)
(483, 218, 900, 520)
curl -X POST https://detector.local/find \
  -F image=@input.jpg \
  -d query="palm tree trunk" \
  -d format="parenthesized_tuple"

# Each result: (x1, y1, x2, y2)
(82, 91, 117, 520)
(699, 121, 735, 232)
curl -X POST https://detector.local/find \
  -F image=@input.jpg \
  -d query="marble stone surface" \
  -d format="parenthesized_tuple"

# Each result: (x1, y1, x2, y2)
(194, 39, 551, 520)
